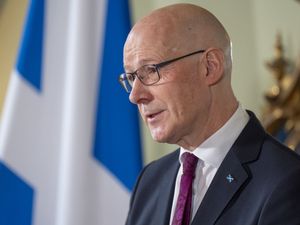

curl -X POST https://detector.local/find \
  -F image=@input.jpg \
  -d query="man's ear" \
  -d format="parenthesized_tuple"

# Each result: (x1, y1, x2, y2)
(204, 48, 225, 85)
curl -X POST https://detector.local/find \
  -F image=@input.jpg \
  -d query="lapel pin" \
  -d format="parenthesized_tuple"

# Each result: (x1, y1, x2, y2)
(226, 174, 234, 183)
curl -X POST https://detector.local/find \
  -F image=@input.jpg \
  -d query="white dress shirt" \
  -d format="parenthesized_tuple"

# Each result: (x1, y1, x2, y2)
(169, 104, 250, 224)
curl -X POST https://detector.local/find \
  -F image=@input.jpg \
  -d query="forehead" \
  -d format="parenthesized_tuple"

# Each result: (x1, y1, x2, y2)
(123, 26, 182, 71)
(124, 41, 168, 69)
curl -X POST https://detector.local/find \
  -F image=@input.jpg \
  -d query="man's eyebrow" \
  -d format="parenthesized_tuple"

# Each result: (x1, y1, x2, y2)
(124, 59, 157, 72)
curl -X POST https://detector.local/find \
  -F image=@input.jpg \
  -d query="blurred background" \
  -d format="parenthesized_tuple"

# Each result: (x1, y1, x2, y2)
(1, 0, 300, 164)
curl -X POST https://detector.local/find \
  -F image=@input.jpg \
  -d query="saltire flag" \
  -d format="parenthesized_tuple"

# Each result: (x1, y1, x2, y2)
(0, 0, 142, 224)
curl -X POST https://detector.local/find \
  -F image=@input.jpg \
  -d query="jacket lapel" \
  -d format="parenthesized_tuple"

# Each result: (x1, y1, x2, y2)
(191, 150, 249, 225)
(192, 111, 266, 225)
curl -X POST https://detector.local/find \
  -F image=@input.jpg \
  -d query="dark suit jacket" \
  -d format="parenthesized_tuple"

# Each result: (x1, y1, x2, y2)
(126, 112, 300, 225)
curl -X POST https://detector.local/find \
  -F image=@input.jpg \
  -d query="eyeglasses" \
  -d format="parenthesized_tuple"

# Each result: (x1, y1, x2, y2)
(119, 49, 206, 93)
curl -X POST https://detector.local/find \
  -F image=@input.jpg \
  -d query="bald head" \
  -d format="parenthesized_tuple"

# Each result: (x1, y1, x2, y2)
(123, 4, 238, 148)
(124, 4, 232, 75)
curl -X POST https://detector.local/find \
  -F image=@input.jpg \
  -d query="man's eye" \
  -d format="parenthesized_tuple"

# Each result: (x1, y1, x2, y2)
(139, 72, 148, 80)
(145, 66, 156, 74)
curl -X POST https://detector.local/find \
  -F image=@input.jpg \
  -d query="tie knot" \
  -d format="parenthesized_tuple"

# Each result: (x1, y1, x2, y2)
(182, 152, 198, 175)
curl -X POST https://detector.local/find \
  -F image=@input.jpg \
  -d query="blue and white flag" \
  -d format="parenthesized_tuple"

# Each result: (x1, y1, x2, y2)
(0, 0, 142, 224)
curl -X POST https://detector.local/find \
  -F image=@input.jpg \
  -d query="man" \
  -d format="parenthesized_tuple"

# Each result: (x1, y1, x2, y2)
(119, 3, 300, 225)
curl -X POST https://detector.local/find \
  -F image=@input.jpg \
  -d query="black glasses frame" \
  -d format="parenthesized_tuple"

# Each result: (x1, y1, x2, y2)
(119, 49, 206, 92)
(154, 49, 206, 69)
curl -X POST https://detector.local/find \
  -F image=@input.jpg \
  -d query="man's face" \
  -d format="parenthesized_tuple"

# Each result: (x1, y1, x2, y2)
(124, 29, 212, 146)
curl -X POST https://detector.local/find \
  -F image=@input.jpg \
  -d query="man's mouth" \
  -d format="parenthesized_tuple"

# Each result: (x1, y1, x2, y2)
(146, 111, 164, 122)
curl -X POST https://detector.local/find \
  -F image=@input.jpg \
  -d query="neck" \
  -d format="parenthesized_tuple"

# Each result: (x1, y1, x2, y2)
(177, 96, 238, 151)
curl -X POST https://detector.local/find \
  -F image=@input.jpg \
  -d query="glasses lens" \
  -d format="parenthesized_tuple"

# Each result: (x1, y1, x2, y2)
(138, 65, 159, 85)
(119, 74, 132, 93)
(126, 73, 135, 86)
(119, 65, 160, 93)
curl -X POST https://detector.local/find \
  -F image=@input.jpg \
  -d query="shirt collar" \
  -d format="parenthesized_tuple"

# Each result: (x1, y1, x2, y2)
(179, 104, 249, 168)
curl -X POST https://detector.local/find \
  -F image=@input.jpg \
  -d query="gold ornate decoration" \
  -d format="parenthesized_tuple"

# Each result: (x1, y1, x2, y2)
(262, 34, 300, 152)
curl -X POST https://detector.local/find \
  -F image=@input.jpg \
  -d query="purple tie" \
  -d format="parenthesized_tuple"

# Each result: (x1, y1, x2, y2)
(172, 152, 198, 225)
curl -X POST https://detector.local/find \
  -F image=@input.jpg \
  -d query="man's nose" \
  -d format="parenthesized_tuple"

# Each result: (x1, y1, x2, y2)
(129, 79, 151, 104)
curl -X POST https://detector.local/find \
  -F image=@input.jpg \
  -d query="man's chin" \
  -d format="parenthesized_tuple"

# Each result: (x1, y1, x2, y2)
(150, 129, 175, 144)
(150, 129, 167, 143)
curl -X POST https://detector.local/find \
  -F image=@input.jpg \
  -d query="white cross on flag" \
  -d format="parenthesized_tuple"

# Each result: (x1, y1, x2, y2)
(0, 0, 142, 224)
